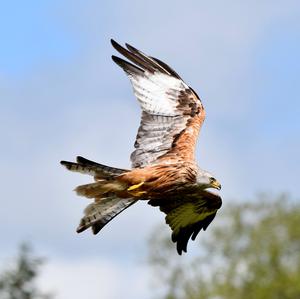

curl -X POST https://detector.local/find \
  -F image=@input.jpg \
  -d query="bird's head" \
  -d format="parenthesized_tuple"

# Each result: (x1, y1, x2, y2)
(196, 169, 221, 191)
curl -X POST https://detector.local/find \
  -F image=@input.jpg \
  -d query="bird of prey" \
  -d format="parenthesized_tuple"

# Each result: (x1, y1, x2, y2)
(61, 39, 222, 255)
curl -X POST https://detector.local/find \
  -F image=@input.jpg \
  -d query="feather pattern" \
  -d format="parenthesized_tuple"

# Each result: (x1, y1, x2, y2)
(111, 39, 205, 168)
(60, 156, 127, 180)
(130, 112, 190, 167)
(77, 196, 136, 234)
(149, 189, 222, 255)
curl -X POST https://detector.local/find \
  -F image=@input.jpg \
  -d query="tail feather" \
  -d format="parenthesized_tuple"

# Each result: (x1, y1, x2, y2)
(77, 196, 136, 234)
(75, 180, 126, 198)
(60, 156, 128, 180)
(60, 156, 136, 234)
(76, 156, 127, 176)
(75, 182, 104, 198)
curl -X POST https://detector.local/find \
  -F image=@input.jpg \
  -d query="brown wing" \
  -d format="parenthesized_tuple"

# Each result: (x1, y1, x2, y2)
(111, 40, 205, 168)
(148, 190, 222, 255)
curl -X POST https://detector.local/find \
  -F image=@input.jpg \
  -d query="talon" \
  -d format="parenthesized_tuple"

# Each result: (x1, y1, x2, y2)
(127, 181, 144, 191)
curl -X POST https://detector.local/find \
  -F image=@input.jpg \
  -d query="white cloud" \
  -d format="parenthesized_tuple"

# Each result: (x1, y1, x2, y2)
(38, 257, 150, 299)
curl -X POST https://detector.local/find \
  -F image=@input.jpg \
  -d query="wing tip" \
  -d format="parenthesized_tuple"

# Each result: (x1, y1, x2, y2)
(177, 249, 182, 255)
(111, 55, 121, 64)
(111, 54, 144, 75)
(110, 38, 118, 48)
(176, 242, 187, 255)
(125, 42, 137, 53)
(171, 217, 218, 255)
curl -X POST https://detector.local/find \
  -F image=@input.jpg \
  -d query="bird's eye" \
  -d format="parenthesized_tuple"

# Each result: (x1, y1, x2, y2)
(210, 177, 215, 183)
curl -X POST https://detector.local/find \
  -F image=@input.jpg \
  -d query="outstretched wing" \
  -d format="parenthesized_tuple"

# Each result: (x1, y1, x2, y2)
(148, 190, 222, 255)
(111, 40, 205, 168)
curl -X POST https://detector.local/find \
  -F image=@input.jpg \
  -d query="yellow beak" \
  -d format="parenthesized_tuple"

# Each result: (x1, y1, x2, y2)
(211, 180, 222, 190)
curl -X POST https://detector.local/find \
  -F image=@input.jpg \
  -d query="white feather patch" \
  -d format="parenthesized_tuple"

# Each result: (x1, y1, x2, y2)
(129, 72, 188, 116)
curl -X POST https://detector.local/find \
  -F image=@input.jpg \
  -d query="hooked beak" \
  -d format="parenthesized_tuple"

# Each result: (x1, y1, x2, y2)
(211, 180, 222, 190)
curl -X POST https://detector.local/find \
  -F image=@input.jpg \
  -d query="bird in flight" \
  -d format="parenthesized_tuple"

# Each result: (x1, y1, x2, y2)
(61, 39, 222, 255)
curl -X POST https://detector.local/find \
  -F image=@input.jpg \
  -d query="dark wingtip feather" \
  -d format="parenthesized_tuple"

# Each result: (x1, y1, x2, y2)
(172, 229, 190, 255)
(112, 55, 144, 75)
(125, 42, 172, 75)
(111, 40, 129, 58)
(111, 55, 123, 65)
(177, 244, 182, 255)
(111, 39, 156, 73)
(125, 42, 138, 53)
(171, 231, 177, 243)
(172, 221, 212, 254)
(110, 38, 119, 48)
(203, 213, 217, 231)
(150, 56, 182, 79)
(191, 227, 202, 241)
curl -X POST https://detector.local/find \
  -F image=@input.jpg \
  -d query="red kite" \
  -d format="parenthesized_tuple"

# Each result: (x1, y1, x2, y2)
(61, 40, 222, 255)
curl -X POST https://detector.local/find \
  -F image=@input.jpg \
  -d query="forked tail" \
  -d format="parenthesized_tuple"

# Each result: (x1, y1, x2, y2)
(60, 156, 137, 234)
(77, 196, 136, 234)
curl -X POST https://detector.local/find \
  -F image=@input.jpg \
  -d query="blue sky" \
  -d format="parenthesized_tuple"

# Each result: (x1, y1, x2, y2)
(1, 1, 300, 298)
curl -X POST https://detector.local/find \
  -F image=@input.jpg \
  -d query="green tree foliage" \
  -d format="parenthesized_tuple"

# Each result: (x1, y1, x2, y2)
(148, 194, 300, 299)
(0, 243, 53, 299)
